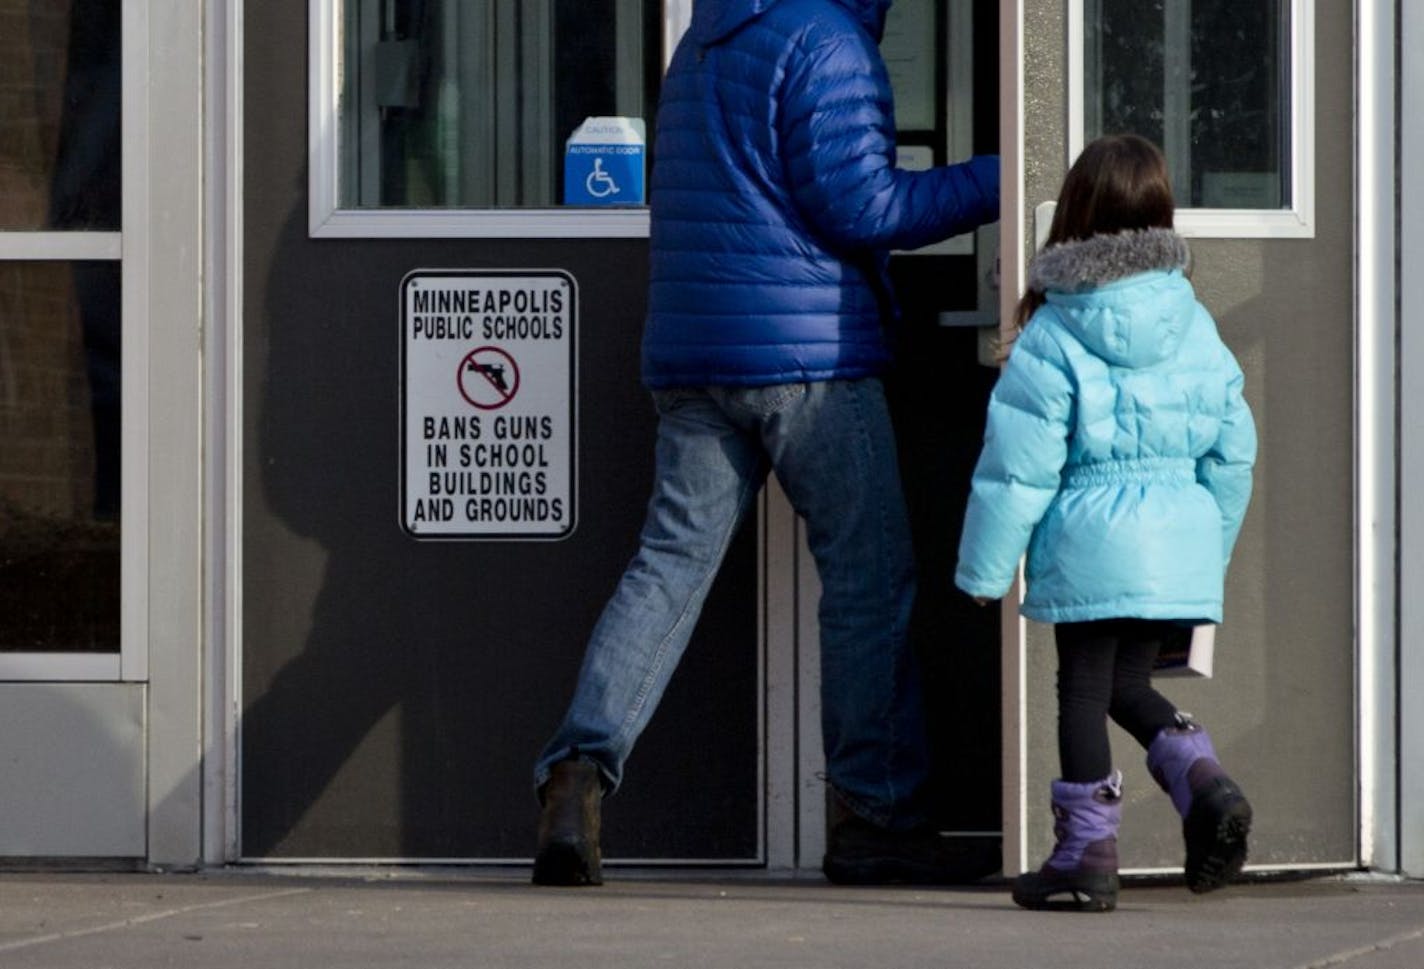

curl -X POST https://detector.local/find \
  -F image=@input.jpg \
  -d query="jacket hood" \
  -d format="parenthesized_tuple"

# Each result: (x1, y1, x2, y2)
(688, 0, 893, 45)
(1029, 228, 1195, 368)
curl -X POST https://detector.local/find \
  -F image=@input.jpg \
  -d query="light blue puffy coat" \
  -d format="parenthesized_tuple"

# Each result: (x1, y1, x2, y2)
(954, 229, 1256, 623)
(642, 0, 1000, 388)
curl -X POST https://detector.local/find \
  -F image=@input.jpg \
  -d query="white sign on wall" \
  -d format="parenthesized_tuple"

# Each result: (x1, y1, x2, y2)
(400, 269, 577, 540)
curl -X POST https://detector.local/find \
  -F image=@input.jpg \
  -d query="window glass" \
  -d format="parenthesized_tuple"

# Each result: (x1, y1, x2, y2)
(1, 0, 122, 654)
(0, 261, 121, 653)
(1084, 0, 1286, 209)
(0, 0, 122, 230)
(338, 0, 661, 209)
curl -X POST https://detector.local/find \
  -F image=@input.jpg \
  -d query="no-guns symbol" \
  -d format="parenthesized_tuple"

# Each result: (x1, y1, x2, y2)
(457, 346, 521, 410)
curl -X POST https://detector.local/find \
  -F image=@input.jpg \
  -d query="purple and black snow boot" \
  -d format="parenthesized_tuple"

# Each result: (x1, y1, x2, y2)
(1147, 714, 1252, 893)
(1012, 771, 1121, 912)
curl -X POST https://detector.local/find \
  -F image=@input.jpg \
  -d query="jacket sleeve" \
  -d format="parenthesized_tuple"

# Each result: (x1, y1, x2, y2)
(1197, 336, 1257, 567)
(954, 322, 1074, 600)
(777, 33, 1000, 253)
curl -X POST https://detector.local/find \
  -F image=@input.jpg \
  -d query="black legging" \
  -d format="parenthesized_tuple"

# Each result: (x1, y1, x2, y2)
(1054, 619, 1186, 783)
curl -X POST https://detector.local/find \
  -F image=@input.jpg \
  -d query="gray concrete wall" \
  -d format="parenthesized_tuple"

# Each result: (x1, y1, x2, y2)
(1019, 0, 1357, 871)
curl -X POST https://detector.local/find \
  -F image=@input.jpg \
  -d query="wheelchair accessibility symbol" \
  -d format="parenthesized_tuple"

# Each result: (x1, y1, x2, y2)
(457, 346, 520, 410)
(585, 158, 619, 199)
(564, 117, 644, 205)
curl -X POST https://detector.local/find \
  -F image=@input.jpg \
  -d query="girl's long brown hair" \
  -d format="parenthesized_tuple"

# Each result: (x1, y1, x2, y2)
(1012, 134, 1176, 333)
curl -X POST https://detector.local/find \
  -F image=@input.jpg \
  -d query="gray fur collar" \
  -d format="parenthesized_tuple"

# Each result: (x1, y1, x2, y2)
(1028, 228, 1190, 292)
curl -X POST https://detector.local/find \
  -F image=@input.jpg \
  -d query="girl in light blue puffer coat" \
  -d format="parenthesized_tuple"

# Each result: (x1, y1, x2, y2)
(955, 135, 1257, 912)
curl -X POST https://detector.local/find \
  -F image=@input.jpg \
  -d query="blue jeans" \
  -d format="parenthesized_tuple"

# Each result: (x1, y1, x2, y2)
(534, 379, 929, 830)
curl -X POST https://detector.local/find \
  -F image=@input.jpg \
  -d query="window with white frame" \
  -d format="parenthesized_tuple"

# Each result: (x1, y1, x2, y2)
(1071, 0, 1314, 237)
(0, 0, 153, 681)
(311, 0, 670, 237)
(311, 0, 981, 240)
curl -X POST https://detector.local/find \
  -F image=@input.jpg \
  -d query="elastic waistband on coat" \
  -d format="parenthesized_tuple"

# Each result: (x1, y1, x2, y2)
(1061, 457, 1196, 488)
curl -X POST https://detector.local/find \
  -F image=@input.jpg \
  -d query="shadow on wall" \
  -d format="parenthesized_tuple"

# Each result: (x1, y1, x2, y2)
(239, 190, 759, 861)
(239, 193, 548, 860)
(242, 197, 396, 858)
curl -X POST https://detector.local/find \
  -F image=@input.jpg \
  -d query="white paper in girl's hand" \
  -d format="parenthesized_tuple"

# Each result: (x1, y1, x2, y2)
(1155, 625, 1216, 678)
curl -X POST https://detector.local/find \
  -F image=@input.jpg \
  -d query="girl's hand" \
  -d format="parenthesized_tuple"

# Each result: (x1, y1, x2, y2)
(973, 596, 991, 607)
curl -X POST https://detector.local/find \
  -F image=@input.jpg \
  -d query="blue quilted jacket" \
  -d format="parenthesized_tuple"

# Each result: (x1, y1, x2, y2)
(954, 229, 1256, 623)
(642, 0, 1000, 388)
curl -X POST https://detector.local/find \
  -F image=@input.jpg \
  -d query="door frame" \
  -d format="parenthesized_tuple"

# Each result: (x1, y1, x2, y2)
(997, 0, 1030, 879)
(1393, 0, 1424, 879)
(205, 0, 245, 865)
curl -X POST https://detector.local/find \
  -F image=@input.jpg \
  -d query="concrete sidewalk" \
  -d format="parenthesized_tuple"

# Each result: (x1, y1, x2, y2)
(1, 868, 1421, 969)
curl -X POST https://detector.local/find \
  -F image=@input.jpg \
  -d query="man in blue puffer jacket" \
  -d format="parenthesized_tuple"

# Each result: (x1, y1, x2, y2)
(532, 0, 1000, 886)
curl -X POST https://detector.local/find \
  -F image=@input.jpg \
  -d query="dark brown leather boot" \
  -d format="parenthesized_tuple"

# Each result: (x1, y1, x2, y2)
(532, 759, 603, 886)
(822, 788, 1001, 886)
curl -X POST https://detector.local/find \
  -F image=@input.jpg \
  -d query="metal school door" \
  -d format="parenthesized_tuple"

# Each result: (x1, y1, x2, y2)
(238, 0, 760, 862)
(237, 0, 1003, 867)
